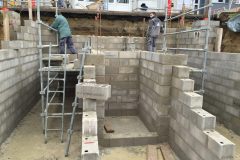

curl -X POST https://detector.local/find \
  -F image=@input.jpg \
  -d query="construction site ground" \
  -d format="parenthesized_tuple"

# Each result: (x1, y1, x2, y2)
(0, 100, 240, 160)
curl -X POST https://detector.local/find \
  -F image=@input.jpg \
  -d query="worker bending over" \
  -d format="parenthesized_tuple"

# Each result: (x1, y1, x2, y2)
(146, 12, 163, 52)
(51, 13, 77, 54)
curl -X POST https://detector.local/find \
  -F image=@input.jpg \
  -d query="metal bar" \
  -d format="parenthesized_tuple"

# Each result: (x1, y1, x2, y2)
(61, 43, 67, 143)
(37, 0, 45, 134)
(47, 112, 83, 116)
(40, 21, 58, 32)
(42, 73, 58, 93)
(168, 48, 205, 51)
(201, 3, 212, 93)
(163, 6, 168, 52)
(55, 0, 58, 17)
(166, 4, 210, 21)
(38, 45, 58, 48)
(164, 27, 208, 35)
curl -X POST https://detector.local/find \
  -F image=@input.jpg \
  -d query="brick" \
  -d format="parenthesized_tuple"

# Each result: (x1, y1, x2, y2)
(76, 83, 111, 100)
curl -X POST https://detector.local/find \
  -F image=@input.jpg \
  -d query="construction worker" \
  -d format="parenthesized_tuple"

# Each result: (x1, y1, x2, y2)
(58, 0, 67, 8)
(51, 13, 77, 54)
(146, 12, 162, 52)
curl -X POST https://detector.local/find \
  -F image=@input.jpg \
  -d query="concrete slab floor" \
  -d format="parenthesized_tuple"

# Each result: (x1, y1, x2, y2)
(104, 116, 150, 134)
(1, 100, 240, 160)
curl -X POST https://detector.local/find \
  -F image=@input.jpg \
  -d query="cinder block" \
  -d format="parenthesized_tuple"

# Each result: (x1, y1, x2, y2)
(82, 112, 98, 136)
(172, 65, 190, 78)
(83, 99, 97, 112)
(97, 101, 105, 119)
(119, 51, 139, 58)
(73, 59, 81, 69)
(191, 108, 216, 130)
(82, 136, 99, 160)
(83, 79, 96, 83)
(84, 65, 96, 79)
(180, 92, 203, 108)
(172, 77, 194, 91)
(154, 64, 172, 75)
(204, 130, 235, 159)
(68, 54, 77, 62)
(76, 83, 111, 100)
(103, 51, 119, 58)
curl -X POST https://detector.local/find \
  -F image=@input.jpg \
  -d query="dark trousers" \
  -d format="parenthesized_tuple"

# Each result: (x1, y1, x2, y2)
(59, 36, 77, 54)
(147, 36, 157, 52)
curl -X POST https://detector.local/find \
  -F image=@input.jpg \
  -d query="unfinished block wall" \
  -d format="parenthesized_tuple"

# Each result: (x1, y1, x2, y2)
(72, 33, 176, 52)
(175, 21, 220, 51)
(180, 51, 240, 136)
(169, 65, 235, 160)
(139, 52, 188, 142)
(0, 19, 41, 144)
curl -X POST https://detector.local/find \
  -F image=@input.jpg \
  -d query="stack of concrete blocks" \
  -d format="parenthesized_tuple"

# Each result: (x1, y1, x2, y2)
(139, 51, 188, 142)
(169, 65, 235, 160)
(104, 51, 140, 116)
(0, 18, 40, 144)
(176, 21, 220, 51)
(76, 65, 111, 160)
(181, 51, 240, 136)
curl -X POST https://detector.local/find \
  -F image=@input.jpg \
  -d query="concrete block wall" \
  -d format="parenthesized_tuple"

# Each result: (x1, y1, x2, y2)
(178, 50, 240, 136)
(72, 33, 176, 51)
(169, 65, 235, 160)
(104, 51, 140, 116)
(175, 21, 220, 51)
(0, 21, 40, 145)
(139, 51, 188, 142)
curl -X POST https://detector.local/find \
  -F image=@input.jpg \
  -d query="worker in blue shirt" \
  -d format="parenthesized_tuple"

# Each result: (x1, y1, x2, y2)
(51, 13, 77, 54)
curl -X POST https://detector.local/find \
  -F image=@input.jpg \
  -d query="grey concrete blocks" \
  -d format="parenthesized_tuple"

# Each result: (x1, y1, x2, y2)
(172, 77, 194, 91)
(191, 108, 216, 130)
(180, 92, 203, 108)
(204, 130, 235, 159)
(82, 136, 99, 160)
(83, 99, 97, 112)
(84, 65, 96, 79)
(172, 65, 190, 78)
(76, 83, 111, 100)
(82, 112, 98, 136)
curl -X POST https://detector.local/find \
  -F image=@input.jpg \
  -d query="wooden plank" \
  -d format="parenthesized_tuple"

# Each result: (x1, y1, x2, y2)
(147, 145, 158, 160)
(104, 121, 114, 133)
(156, 147, 164, 160)
(159, 143, 175, 160)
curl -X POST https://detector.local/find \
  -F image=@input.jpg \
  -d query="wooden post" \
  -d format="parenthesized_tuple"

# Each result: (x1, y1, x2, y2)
(28, 0, 33, 20)
(214, 28, 223, 52)
(3, 11, 10, 41)
(204, 0, 211, 18)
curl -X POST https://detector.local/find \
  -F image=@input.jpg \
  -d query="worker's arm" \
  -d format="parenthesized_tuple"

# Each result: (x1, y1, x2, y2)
(51, 17, 59, 30)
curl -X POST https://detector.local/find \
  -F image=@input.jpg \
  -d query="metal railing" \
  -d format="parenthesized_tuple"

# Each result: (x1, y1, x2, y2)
(162, 2, 213, 94)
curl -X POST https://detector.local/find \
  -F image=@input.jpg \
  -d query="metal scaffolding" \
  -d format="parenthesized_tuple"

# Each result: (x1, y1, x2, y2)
(37, 0, 68, 143)
(162, 2, 213, 94)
